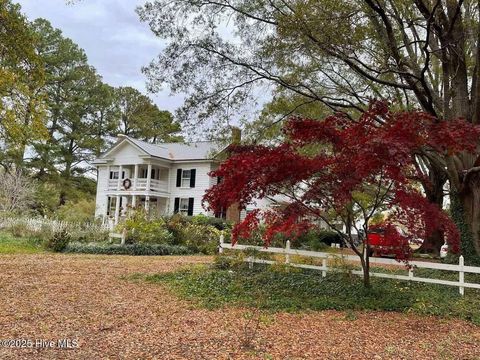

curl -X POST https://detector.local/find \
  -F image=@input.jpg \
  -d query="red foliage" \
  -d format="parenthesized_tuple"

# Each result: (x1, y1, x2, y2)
(368, 224, 411, 261)
(204, 102, 480, 258)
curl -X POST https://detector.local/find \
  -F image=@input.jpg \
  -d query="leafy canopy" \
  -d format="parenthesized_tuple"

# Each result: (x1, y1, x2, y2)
(0, 0, 47, 168)
(204, 103, 480, 260)
(114, 86, 182, 143)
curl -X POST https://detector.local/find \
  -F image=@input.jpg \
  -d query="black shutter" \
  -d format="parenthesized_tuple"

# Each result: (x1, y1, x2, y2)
(190, 169, 196, 188)
(151, 168, 155, 179)
(174, 198, 180, 213)
(188, 198, 194, 216)
(176, 169, 182, 187)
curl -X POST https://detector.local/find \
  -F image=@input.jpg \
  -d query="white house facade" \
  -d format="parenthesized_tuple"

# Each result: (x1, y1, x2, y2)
(93, 135, 230, 225)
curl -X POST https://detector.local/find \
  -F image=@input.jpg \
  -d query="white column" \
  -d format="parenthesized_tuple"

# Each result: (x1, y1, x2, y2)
(105, 196, 110, 217)
(122, 196, 129, 216)
(144, 195, 150, 214)
(114, 195, 121, 225)
(134, 164, 139, 190)
(117, 165, 123, 190)
(132, 195, 137, 208)
(146, 164, 152, 191)
(167, 168, 170, 189)
(106, 165, 111, 189)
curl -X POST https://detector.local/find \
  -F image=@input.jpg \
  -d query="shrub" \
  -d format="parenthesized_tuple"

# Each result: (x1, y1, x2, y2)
(8, 220, 30, 238)
(35, 224, 54, 242)
(164, 213, 186, 242)
(56, 199, 96, 223)
(295, 229, 343, 250)
(124, 211, 174, 244)
(177, 223, 222, 254)
(72, 226, 109, 243)
(189, 214, 233, 230)
(63, 242, 193, 256)
(236, 225, 268, 246)
(161, 214, 225, 253)
(43, 228, 70, 252)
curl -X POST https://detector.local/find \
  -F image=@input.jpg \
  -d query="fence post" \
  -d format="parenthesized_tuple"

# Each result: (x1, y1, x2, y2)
(285, 240, 291, 264)
(219, 234, 224, 254)
(322, 258, 327, 278)
(408, 266, 413, 280)
(121, 228, 127, 246)
(459, 255, 465, 296)
(248, 256, 253, 269)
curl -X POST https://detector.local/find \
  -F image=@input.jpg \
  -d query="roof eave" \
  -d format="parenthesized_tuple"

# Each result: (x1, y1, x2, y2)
(92, 158, 112, 165)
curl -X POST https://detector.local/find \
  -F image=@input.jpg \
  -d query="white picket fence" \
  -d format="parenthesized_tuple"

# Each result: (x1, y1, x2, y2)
(219, 236, 480, 296)
(0, 216, 110, 235)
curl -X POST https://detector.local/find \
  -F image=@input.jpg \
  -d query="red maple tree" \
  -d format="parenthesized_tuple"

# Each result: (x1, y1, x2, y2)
(204, 102, 480, 286)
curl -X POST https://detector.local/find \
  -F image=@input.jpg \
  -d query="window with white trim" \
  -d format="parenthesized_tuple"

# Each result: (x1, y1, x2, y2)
(109, 171, 124, 179)
(179, 198, 189, 215)
(181, 170, 191, 187)
(107, 197, 117, 215)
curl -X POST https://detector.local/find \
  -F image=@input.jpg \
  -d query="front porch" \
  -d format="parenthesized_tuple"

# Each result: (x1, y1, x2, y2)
(106, 194, 170, 226)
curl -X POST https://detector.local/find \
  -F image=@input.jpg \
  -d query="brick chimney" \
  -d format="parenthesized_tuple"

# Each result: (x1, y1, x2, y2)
(230, 126, 241, 145)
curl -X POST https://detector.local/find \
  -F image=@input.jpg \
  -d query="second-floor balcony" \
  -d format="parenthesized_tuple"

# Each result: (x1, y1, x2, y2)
(107, 178, 169, 193)
(107, 164, 169, 193)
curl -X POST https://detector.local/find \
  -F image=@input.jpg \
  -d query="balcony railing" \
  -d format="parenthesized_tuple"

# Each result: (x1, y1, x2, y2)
(150, 179, 168, 192)
(107, 178, 169, 193)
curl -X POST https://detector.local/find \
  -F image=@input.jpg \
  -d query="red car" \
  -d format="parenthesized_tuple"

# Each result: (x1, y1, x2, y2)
(366, 226, 413, 257)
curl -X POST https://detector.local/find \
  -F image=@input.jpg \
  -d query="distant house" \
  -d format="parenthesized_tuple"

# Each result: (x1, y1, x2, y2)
(92, 134, 277, 226)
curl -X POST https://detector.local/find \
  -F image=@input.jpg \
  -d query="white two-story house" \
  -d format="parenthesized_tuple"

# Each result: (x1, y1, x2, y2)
(93, 134, 232, 226)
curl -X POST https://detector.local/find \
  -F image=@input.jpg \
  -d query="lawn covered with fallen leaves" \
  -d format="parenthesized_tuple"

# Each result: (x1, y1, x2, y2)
(1, 253, 479, 359)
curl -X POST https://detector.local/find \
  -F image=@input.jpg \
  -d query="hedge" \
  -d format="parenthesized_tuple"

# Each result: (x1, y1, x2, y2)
(63, 242, 194, 256)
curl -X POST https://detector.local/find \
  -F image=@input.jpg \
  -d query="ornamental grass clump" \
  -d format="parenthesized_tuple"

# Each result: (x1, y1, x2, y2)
(43, 228, 71, 252)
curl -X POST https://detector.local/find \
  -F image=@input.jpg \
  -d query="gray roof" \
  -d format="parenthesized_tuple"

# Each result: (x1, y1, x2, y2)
(115, 136, 224, 161)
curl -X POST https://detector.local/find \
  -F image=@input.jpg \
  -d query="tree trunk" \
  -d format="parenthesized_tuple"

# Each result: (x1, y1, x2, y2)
(420, 165, 447, 254)
(360, 245, 371, 288)
(449, 155, 480, 265)
(420, 229, 444, 254)
(453, 182, 480, 263)
(464, 199, 480, 251)
(363, 256, 370, 288)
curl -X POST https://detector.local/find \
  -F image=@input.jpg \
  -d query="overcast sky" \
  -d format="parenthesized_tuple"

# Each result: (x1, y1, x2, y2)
(16, 0, 183, 113)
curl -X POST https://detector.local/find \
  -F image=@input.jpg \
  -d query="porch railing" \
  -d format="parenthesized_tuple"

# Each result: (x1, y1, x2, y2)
(107, 177, 168, 192)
